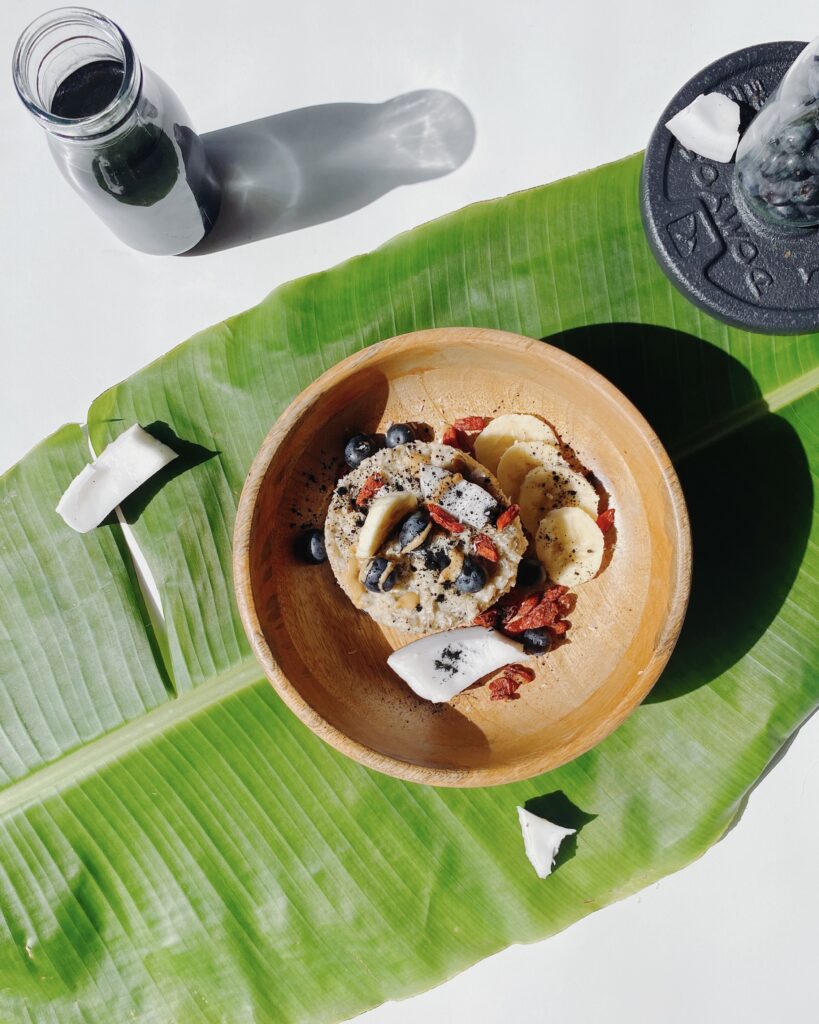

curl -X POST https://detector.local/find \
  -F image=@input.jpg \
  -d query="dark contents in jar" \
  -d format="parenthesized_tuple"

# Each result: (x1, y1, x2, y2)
(49, 59, 221, 250)
(51, 59, 124, 118)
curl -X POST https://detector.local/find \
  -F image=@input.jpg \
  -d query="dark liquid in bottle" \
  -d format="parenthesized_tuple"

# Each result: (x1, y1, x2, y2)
(49, 59, 220, 253)
(51, 59, 124, 118)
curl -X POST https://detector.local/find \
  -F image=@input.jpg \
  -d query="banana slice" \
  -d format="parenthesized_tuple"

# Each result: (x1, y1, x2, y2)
(497, 440, 560, 502)
(473, 414, 558, 474)
(536, 507, 603, 586)
(518, 451, 599, 534)
(356, 492, 417, 559)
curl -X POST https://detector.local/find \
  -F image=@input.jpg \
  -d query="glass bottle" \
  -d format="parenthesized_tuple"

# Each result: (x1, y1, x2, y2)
(12, 7, 221, 255)
(734, 38, 819, 231)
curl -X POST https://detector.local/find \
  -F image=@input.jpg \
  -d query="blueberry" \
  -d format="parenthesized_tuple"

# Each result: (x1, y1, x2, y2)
(768, 202, 803, 223)
(386, 422, 415, 447)
(294, 528, 326, 564)
(781, 121, 815, 153)
(794, 179, 819, 204)
(344, 433, 382, 469)
(805, 141, 819, 174)
(522, 628, 552, 656)
(455, 557, 487, 594)
(737, 166, 761, 197)
(424, 547, 451, 572)
(759, 151, 792, 182)
(364, 557, 397, 593)
(516, 557, 544, 588)
(783, 153, 810, 180)
(398, 509, 431, 552)
(760, 185, 794, 207)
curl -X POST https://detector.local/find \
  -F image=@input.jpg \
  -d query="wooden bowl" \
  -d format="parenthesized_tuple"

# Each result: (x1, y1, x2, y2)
(233, 328, 691, 787)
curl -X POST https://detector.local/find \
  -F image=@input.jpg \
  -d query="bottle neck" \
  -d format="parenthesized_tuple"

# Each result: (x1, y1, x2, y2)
(12, 7, 142, 141)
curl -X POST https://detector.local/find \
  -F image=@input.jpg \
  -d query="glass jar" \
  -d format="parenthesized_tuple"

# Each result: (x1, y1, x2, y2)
(12, 7, 221, 255)
(734, 39, 819, 231)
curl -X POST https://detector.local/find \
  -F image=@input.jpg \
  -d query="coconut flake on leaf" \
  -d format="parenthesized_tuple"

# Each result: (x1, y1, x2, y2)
(665, 92, 740, 163)
(387, 626, 528, 703)
(56, 425, 178, 533)
(517, 806, 575, 878)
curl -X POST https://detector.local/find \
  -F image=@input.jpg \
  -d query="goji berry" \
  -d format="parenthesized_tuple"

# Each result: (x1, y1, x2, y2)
(427, 503, 465, 533)
(355, 473, 386, 508)
(442, 425, 469, 451)
(504, 601, 560, 633)
(505, 663, 536, 683)
(597, 508, 616, 534)
(473, 608, 499, 628)
(496, 504, 520, 530)
(473, 533, 499, 563)
(452, 416, 491, 432)
(488, 676, 521, 701)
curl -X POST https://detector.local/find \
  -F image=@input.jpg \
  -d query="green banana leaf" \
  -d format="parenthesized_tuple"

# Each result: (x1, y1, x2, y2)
(1, 152, 817, 1023)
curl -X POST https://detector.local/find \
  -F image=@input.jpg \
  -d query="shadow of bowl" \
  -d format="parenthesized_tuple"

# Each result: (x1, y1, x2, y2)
(546, 323, 813, 702)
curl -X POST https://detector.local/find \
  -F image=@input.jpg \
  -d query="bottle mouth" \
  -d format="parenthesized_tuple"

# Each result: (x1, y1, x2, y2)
(12, 6, 141, 138)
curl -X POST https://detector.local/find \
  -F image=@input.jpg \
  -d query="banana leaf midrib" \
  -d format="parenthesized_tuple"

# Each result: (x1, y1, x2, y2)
(0, 660, 261, 813)
(671, 364, 819, 460)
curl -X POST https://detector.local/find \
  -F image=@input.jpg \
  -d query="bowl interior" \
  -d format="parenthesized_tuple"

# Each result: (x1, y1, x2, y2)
(239, 328, 690, 785)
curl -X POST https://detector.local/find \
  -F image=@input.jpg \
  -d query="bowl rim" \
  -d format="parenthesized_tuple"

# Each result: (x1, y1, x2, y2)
(233, 327, 692, 787)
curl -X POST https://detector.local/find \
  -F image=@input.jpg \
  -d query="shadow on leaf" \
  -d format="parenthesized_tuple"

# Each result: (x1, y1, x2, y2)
(118, 421, 220, 525)
(545, 323, 812, 702)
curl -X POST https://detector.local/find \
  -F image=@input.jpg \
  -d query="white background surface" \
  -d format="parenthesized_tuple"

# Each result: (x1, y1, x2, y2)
(1, 1, 817, 1021)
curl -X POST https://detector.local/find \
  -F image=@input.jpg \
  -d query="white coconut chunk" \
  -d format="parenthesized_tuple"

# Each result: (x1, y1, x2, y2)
(387, 626, 528, 703)
(517, 806, 575, 879)
(665, 92, 740, 163)
(56, 425, 178, 533)
(438, 478, 498, 529)
(419, 464, 453, 500)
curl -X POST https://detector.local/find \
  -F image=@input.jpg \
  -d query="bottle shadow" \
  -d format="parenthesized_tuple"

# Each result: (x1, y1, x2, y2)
(544, 323, 813, 703)
(186, 90, 475, 255)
